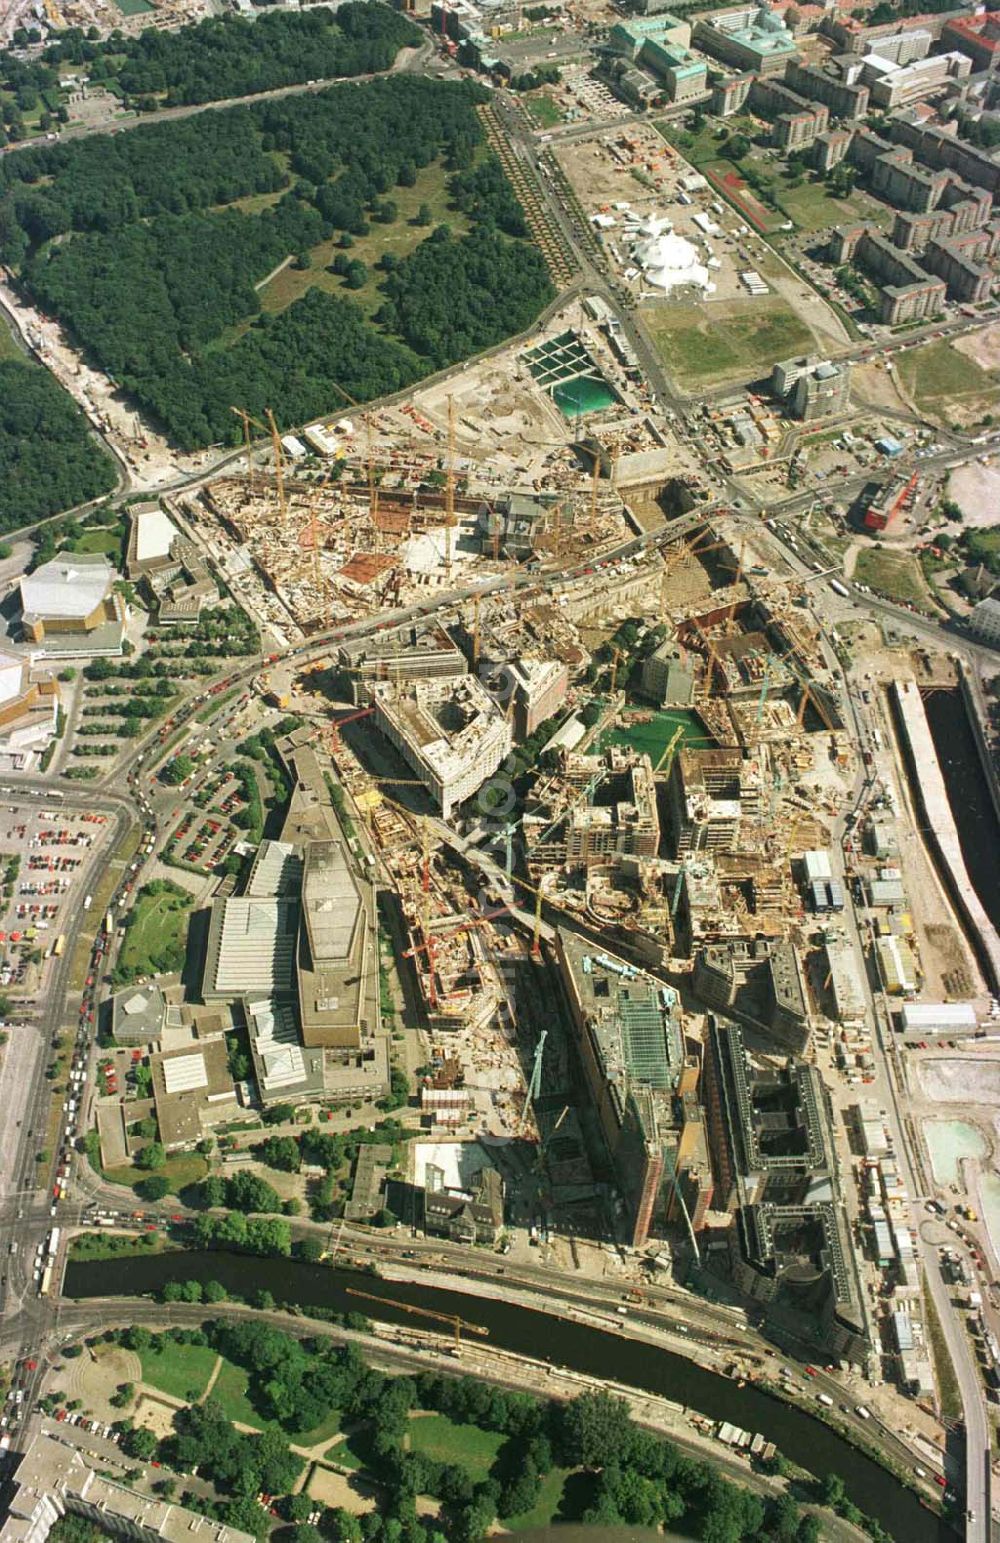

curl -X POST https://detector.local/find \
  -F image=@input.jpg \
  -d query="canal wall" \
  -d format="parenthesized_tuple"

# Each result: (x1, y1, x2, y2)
(891, 680, 1000, 995)
(959, 663, 1000, 832)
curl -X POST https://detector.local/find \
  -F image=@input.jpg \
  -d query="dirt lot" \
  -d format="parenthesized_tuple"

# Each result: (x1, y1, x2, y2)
(946, 461, 1000, 527)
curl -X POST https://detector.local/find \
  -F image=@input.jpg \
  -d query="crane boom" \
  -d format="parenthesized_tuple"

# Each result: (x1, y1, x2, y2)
(346, 1287, 489, 1345)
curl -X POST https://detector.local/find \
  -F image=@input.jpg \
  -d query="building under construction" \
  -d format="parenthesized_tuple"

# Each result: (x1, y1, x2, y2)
(523, 745, 660, 872)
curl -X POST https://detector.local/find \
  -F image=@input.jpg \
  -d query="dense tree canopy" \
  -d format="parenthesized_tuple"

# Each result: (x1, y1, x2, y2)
(0, 77, 552, 450)
(0, 359, 116, 529)
(114, 6, 421, 107)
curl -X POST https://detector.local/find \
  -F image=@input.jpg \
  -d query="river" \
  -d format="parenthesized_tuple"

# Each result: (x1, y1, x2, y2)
(64, 1251, 955, 1543)
(922, 688, 1000, 933)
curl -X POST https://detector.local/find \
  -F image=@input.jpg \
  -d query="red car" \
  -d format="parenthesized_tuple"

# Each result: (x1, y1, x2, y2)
(803, 1366, 818, 1378)
(933, 1476, 946, 1488)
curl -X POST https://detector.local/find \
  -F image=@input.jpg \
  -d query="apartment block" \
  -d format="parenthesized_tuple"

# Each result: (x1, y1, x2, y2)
(922, 225, 999, 303)
(891, 183, 992, 250)
(829, 225, 946, 324)
(785, 59, 870, 119)
(871, 149, 950, 214)
(940, 13, 1000, 73)
(1, 1426, 256, 1543)
(750, 75, 829, 146)
(711, 71, 755, 115)
(889, 116, 1000, 197)
(813, 128, 852, 172)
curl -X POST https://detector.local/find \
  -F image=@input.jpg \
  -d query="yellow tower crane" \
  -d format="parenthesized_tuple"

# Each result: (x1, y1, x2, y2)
(346, 1288, 489, 1348)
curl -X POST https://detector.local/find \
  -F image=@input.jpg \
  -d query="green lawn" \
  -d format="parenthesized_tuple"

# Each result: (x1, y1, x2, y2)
(525, 93, 562, 128)
(644, 296, 813, 389)
(139, 1342, 218, 1403)
(0, 318, 24, 363)
(506, 1467, 572, 1530)
(853, 547, 929, 609)
(407, 1414, 504, 1480)
(209, 1359, 265, 1430)
(69, 528, 123, 556)
(208, 1359, 344, 1444)
(113, 0, 154, 13)
(327, 1432, 366, 1469)
(115, 883, 193, 982)
(103, 1152, 208, 1194)
(897, 339, 1000, 422)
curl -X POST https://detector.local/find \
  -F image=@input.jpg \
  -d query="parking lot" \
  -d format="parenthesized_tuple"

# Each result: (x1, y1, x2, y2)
(0, 806, 110, 996)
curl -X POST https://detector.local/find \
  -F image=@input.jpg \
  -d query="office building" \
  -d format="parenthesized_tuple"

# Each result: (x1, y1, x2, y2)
(865, 26, 931, 66)
(771, 355, 850, 420)
(557, 931, 708, 1248)
(693, 4, 798, 74)
(479, 492, 548, 560)
(641, 638, 697, 706)
(867, 50, 971, 110)
(692, 938, 811, 1053)
(0, 1425, 256, 1543)
(424, 1167, 506, 1244)
(18, 554, 127, 657)
(823, 937, 867, 1025)
(297, 838, 374, 1049)
(370, 675, 512, 820)
(525, 745, 660, 868)
(336, 621, 467, 704)
(507, 656, 569, 738)
(968, 597, 1000, 647)
(151, 1038, 239, 1151)
(371, 675, 512, 820)
(701, 1017, 867, 1363)
(609, 14, 707, 100)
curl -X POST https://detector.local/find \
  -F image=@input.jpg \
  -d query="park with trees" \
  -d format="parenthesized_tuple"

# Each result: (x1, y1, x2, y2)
(0, 358, 116, 529)
(71, 1320, 881, 1543)
(0, 76, 552, 451)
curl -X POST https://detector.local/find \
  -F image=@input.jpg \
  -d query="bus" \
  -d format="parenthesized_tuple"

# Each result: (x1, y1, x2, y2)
(53, 935, 65, 958)
(39, 1263, 53, 1297)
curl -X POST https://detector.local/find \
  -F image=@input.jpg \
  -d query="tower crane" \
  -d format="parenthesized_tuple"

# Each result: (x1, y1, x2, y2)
(651, 725, 684, 783)
(230, 406, 287, 522)
(345, 1288, 489, 1347)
